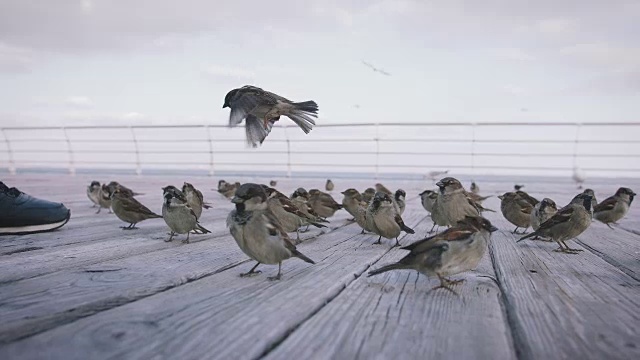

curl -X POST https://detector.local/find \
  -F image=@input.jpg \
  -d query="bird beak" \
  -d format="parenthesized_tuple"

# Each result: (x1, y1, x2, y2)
(498, 195, 504, 200)
(231, 196, 243, 204)
(489, 225, 499, 233)
(435, 181, 444, 188)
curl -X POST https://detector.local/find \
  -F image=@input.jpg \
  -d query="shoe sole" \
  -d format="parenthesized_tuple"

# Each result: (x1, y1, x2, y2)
(0, 210, 71, 235)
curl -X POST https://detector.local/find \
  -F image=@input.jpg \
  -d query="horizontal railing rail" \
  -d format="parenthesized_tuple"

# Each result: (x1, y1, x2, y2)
(1, 122, 639, 178)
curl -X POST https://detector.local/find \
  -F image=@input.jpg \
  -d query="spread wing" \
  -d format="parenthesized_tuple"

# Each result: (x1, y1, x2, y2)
(594, 196, 616, 212)
(228, 86, 278, 126)
(244, 114, 273, 148)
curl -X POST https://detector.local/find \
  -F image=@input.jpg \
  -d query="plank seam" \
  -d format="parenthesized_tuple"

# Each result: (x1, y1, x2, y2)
(575, 239, 639, 282)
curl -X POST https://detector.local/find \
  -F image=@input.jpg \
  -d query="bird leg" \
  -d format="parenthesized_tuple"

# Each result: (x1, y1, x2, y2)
(606, 223, 615, 230)
(121, 223, 134, 230)
(165, 231, 175, 242)
(267, 262, 282, 281)
(240, 262, 262, 277)
(182, 232, 190, 244)
(96, 207, 102, 214)
(294, 230, 301, 244)
(431, 274, 463, 295)
(374, 236, 382, 244)
(561, 240, 582, 253)
(512, 227, 520, 234)
(394, 237, 401, 247)
(347, 217, 356, 222)
(360, 229, 366, 234)
(428, 223, 437, 234)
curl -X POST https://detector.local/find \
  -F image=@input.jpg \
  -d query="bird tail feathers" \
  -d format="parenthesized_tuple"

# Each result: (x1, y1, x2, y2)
(196, 223, 211, 234)
(368, 263, 407, 277)
(517, 231, 537, 242)
(288, 101, 318, 134)
(293, 250, 315, 264)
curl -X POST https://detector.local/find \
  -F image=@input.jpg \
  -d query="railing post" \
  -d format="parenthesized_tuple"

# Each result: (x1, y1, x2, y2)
(374, 122, 380, 180)
(130, 126, 142, 176)
(283, 125, 292, 178)
(1, 128, 16, 175)
(206, 125, 215, 176)
(471, 122, 477, 177)
(62, 127, 75, 176)
(572, 123, 582, 169)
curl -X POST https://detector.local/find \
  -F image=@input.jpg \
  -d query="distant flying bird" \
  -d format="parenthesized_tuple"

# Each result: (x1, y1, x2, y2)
(223, 85, 319, 147)
(362, 60, 391, 76)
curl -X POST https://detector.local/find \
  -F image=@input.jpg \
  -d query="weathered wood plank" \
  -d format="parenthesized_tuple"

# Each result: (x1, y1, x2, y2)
(0, 212, 427, 359)
(265, 237, 516, 360)
(487, 215, 640, 360)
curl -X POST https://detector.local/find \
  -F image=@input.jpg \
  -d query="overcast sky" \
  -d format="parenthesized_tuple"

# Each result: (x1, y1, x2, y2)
(1, 0, 639, 128)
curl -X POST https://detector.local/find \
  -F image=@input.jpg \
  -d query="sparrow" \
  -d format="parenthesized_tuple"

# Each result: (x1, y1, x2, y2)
(227, 183, 315, 280)
(470, 182, 480, 194)
(308, 189, 343, 218)
(262, 186, 326, 242)
(515, 190, 539, 207)
(361, 188, 376, 204)
(366, 191, 415, 246)
(498, 192, 533, 234)
(593, 187, 636, 229)
(223, 85, 319, 147)
(582, 188, 598, 214)
(514, 184, 525, 191)
(375, 183, 393, 195)
(162, 186, 211, 243)
(290, 188, 328, 228)
(368, 216, 498, 293)
(325, 179, 334, 192)
(110, 188, 162, 229)
(531, 198, 558, 233)
(96, 184, 113, 214)
(354, 200, 374, 234)
(572, 167, 586, 189)
(341, 188, 363, 221)
(106, 181, 142, 198)
(434, 177, 480, 227)
(182, 182, 211, 220)
(419, 190, 437, 214)
(466, 191, 492, 204)
(394, 189, 406, 215)
(218, 181, 240, 199)
(518, 193, 593, 253)
(269, 180, 277, 187)
(86, 181, 101, 208)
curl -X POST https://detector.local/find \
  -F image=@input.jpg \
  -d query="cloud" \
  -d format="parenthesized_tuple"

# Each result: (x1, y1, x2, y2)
(494, 48, 536, 61)
(559, 43, 640, 70)
(64, 96, 94, 107)
(536, 18, 578, 35)
(202, 64, 255, 81)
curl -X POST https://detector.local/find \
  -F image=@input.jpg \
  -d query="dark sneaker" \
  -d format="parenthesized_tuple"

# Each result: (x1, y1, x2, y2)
(0, 181, 71, 235)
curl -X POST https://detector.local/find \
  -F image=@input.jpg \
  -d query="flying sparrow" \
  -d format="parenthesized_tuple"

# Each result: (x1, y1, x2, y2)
(518, 193, 593, 253)
(593, 187, 635, 229)
(308, 189, 343, 218)
(366, 191, 415, 246)
(110, 188, 162, 229)
(162, 186, 211, 243)
(498, 192, 533, 234)
(470, 182, 480, 194)
(86, 181, 101, 208)
(223, 85, 319, 147)
(531, 198, 558, 233)
(394, 189, 406, 215)
(325, 179, 334, 192)
(182, 182, 211, 220)
(514, 184, 525, 191)
(227, 183, 315, 280)
(368, 216, 498, 294)
(434, 177, 480, 227)
(426, 170, 449, 181)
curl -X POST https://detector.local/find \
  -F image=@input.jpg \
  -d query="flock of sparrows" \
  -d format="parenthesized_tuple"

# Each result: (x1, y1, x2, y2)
(83, 85, 636, 292)
(87, 176, 635, 293)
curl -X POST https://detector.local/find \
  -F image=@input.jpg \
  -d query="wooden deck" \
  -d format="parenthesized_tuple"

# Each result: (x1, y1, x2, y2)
(1, 174, 639, 360)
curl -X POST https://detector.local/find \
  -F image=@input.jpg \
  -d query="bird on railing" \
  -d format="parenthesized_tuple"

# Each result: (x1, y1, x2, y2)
(223, 85, 319, 147)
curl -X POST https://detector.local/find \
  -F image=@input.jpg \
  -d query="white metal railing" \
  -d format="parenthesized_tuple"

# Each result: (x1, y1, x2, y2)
(1, 122, 639, 178)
